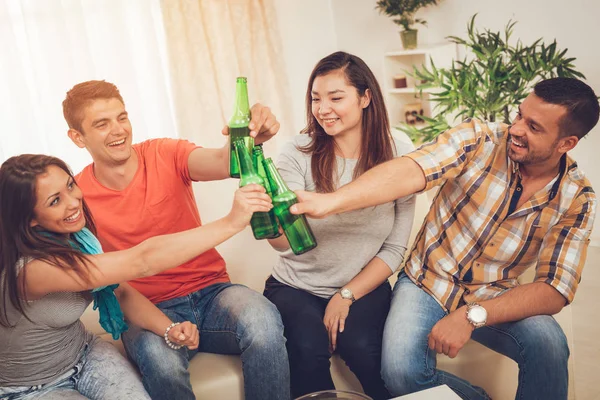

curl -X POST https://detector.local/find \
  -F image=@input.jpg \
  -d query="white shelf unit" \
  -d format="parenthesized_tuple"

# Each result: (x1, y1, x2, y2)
(383, 43, 457, 130)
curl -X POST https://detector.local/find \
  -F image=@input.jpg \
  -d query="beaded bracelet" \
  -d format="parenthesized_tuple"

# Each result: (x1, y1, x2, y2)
(164, 322, 184, 350)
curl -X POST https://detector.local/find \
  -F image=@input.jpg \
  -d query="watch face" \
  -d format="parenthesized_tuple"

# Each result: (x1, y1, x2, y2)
(340, 288, 352, 299)
(469, 306, 487, 323)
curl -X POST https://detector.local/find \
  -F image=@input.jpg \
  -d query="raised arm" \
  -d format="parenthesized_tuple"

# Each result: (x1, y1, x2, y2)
(188, 103, 281, 181)
(292, 156, 425, 218)
(292, 119, 496, 219)
(22, 185, 272, 298)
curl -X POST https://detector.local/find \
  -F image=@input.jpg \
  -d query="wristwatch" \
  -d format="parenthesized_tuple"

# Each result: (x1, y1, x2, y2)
(466, 303, 487, 328)
(338, 287, 355, 303)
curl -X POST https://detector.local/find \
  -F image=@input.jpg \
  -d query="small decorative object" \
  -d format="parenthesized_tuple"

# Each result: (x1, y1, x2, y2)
(404, 103, 424, 125)
(393, 74, 407, 88)
(375, 0, 442, 49)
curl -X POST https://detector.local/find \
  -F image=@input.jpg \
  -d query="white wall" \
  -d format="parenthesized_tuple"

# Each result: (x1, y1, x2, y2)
(272, 0, 339, 138)
(328, 0, 600, 243)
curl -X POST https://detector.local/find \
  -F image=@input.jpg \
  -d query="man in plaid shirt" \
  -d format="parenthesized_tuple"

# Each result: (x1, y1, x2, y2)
(291, 78, 598, 399)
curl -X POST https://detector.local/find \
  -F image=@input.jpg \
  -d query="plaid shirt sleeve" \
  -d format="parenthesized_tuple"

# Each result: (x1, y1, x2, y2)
(405, 119, 498, 191)
(535, 188, 597, 303)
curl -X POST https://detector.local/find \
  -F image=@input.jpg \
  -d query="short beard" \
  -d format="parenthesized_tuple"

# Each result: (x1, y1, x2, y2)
(507, 137, 560, 165)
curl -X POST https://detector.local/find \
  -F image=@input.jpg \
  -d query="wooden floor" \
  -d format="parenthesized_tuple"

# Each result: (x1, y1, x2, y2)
(572, 244, 600, 400)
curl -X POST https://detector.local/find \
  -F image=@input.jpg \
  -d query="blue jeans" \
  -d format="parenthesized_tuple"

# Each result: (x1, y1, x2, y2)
(381, 273, 569, 400)
(121, 282, 290, 400)
(0, 336, 149, 400)
(264, 276, 391, 400)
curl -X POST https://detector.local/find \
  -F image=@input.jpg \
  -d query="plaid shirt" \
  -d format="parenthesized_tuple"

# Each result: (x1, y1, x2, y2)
(404, 119, 597, 312)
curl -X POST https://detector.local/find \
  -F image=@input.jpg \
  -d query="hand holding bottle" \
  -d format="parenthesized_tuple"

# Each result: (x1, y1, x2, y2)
(221, 103, 280, 142)
(290, 190, 339, 219)
(226, 184, 273, 232)
(262, 158, 317, 255)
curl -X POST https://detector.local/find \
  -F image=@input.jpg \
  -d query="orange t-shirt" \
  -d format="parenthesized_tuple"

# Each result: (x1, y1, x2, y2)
(76, 138, 229, 304)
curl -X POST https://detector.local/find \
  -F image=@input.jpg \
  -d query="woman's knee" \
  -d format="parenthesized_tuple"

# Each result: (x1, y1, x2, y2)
(287, 329, 330, 363)
(337, 330, 382, 367)
(79, 340, 151, 399)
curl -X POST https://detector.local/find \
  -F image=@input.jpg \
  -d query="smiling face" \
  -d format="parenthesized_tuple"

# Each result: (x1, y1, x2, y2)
(68, 97, 133, 166)
(508, 93, 573, 167)
(310, 69, 370, 140)
(31, 165, 86, 234)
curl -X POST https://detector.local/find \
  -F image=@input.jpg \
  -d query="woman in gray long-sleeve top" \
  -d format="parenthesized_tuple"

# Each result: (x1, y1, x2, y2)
(263, 51, 416, 400)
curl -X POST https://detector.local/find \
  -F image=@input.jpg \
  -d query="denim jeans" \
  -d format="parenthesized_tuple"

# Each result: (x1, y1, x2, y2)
(0, 336, 150, 400)
(264, 276, 391, 400)
(121, 282, 290, 400)
(381, 272, 570, 400)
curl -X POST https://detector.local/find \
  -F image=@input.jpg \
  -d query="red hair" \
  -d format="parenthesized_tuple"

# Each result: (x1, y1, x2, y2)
(62, 80, 124, 132)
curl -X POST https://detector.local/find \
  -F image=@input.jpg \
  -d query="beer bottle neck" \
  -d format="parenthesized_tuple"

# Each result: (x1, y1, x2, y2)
(263, 158, 290, 196)
(252, 145, 264, 168)
(231, 77, 250, 121)
(235, 140, 259, 179)
(253, 147, 272, 192)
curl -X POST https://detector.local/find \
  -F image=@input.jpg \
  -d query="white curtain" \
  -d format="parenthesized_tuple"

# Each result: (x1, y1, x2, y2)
(0, 0, 178, 173)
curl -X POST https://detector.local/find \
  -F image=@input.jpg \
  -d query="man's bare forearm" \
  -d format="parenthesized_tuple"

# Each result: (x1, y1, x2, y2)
(333, 156, 426, 214)
(481, 282, 567, 326)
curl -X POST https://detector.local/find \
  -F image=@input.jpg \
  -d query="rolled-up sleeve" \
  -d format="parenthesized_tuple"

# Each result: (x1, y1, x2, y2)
(535, 189, 597, 303)
(405, 119, 493, 191)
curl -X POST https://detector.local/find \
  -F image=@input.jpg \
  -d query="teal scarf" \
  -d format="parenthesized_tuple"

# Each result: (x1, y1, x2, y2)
(69, 228, 128, 340)
(40, 227, 128, 340)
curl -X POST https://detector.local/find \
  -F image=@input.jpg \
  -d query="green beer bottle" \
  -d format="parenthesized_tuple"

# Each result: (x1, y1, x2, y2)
(262, 158, 317, 255)
(228, 77, 254, 178)
(252, 144, 281, 239)
(234, 140, 280, 240)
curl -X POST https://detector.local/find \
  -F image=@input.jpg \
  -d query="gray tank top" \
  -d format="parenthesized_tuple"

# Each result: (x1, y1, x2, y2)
(0, 258, 93, 386)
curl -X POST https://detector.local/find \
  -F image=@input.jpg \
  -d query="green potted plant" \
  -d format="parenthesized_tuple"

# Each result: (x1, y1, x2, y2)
(401, 15, 585, 143)
(375, 0, 441, 49)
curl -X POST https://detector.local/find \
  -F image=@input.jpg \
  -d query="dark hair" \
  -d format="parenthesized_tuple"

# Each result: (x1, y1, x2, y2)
(300, 51, 394, 193)
(534, 78, 599, 139)
(0, 154, 96, 326)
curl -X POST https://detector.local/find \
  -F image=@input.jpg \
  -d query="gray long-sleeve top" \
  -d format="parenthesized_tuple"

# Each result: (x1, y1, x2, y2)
(271, 134, 416, 298)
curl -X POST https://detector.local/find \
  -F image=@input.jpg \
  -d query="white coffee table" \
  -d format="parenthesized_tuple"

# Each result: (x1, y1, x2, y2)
(390, 385, 460, 399)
